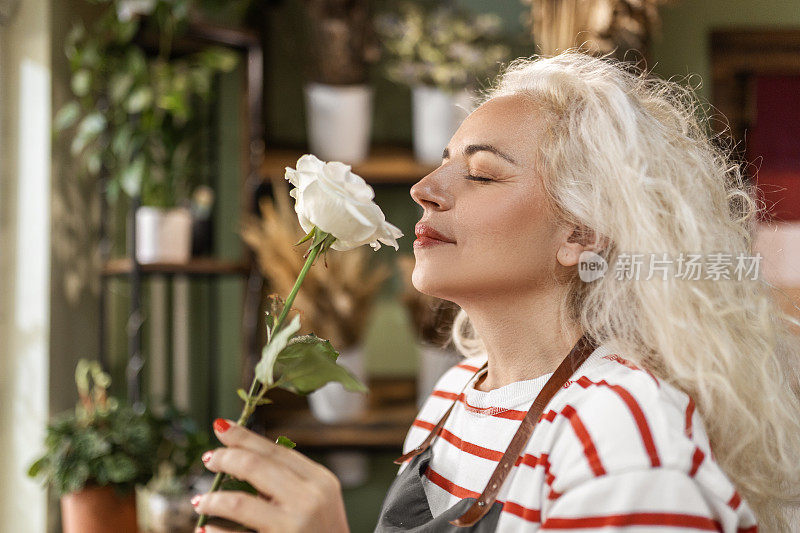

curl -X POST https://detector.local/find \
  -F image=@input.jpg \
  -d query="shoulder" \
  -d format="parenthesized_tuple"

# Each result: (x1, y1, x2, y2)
(540, 351, 729, 499)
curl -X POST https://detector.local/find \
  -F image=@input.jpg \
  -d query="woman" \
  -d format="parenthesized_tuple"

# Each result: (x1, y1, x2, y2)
(191, 51, 800, 532)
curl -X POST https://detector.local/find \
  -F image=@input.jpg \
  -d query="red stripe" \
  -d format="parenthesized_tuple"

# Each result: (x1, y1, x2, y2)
(425, 466, 543, 522)
(562, 404, 606, 476)
(431, 390, 460, 401)
(542, 512, 722, 530)
(576, 376, 661, 467)
(502, 500, 542, 522)
(430, 389, 528, 419)
(728, 490, 742, 510)
(411, 419, 536, 466)
(456, 363, 481, 372)
(685, 396, 696, 439)
(410, 418, 564, 499)
(412, 418, 436, 431)
(738, 526, 758, 533)
(689, 447, 705, 477)
(424, 466, 480, 499)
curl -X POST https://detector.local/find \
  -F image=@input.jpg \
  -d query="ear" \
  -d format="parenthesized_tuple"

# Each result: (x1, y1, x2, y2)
(556, 226, 609, 267)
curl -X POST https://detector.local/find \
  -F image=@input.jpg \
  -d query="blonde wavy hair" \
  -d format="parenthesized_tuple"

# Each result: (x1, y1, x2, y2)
(447, 50, 800, 530)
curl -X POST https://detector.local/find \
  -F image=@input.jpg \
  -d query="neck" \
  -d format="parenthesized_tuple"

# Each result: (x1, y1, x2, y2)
(459, 287, 584, 392)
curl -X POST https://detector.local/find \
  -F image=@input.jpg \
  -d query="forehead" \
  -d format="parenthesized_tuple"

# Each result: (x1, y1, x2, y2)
(452, 94, 545, 160)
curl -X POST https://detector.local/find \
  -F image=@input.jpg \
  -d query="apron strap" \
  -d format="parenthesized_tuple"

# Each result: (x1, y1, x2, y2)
(394, 360, 489, 465)
(450, 333, 597, 527)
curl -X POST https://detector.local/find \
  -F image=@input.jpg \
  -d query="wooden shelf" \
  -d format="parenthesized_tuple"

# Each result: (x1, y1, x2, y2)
(102, 257, 249, 277)
(259, 145, 438, 184)
(259, 376, 419, 451)
(264, 402, 417, 451)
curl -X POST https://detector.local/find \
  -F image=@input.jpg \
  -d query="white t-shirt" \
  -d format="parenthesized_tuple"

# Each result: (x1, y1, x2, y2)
(397, 343, 759, 532)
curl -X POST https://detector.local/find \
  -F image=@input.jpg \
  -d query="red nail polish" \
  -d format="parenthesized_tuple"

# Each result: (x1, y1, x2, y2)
(201, 451, 213, 463)
(197, 528, 206, 533)
(191, 494, 202, 507)
(213, 418, 231, 433)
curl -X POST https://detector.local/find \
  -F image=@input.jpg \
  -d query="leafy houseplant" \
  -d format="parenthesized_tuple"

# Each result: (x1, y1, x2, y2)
(375, 1, 510, 163)
(27, 360, 160, 533)
(139, 405, 210, 533)
(56, 0, 238, 262)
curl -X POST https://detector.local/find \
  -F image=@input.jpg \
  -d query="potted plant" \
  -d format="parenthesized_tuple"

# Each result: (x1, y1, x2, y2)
(27, 360, 160, 533)
(138, 404, 209, 533)
(301, 0, 381, 164)
(375, 2, 510, 163)
(55, 0, 238, 263)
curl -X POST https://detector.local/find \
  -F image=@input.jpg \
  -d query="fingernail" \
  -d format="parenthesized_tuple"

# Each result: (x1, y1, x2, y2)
(196, 528, 206, 533)
(213, 418, 231, 433)
(191, 494, 202, 507)
(201, 451, 213, 463)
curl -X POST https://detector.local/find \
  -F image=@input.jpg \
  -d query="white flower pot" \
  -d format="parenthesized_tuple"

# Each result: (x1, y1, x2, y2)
(412, 85, 476, 164)
(135, 206, 192, 264)
(416, 341, 462, 409)
(304, 83, 374, 165)
(138, 487, 196, 533)
(308, 344, 367, 424)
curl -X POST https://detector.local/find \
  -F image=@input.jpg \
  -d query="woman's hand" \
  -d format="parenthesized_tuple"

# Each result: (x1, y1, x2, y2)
(191, 418, 350, 533)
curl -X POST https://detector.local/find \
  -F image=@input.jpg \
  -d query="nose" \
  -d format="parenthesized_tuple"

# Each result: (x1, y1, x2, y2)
(410, 169, 451, 211)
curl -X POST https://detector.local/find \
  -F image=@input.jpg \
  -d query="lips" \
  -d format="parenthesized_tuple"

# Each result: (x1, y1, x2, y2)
(414, 223, 456, 243)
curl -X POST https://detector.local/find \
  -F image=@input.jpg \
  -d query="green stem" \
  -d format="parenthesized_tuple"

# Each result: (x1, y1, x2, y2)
(196, 239, 324, 529)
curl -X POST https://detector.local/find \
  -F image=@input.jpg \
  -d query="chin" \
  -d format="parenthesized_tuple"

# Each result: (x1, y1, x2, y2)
(411, 268, 459, 301)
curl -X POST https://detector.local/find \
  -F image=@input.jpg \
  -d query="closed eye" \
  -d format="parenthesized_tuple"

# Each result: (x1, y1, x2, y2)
(465, 174, 493, 182)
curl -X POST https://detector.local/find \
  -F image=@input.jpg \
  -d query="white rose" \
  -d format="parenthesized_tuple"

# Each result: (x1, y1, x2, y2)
(284, 154, 404, 251)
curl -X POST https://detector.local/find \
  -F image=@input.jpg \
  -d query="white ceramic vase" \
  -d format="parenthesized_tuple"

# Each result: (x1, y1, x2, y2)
(134, 206, 192, 264)
(307, 344, 367, 424)
(416, 341, 462, 409)
(303, 82, 374, 165)
(411, 85, 475, 164)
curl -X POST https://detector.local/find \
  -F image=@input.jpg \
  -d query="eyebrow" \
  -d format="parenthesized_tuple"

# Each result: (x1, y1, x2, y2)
(442, 144, 519, 166)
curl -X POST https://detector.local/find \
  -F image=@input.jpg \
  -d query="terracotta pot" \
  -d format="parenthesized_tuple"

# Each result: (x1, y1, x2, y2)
(61, 485, 139, 533)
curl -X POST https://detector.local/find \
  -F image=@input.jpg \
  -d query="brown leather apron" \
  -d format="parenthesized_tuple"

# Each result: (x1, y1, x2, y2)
(374, 333, 597, 530)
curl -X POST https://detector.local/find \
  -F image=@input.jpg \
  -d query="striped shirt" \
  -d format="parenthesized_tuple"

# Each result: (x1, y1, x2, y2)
(397, 343, 759, 531)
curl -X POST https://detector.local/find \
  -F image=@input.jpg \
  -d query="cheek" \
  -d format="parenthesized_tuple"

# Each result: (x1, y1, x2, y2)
(457, 193, 554, 251)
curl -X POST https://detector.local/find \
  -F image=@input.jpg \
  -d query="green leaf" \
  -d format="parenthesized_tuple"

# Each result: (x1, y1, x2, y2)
(71, 69, 91, 97)
(27, 457, 46, 478)
(294, 227, 316, 246)
(254, 397, 272, 406)
(275, 335, 369, 395)
(120, 155, 145, 198)
(70, 112, 106, 156)
(54, 101, 81, 132)
(311, 227, 329, 248)
(254, 313, 302, 386)
(275, 436, 296, 449)
(125, 86, 153, 114)
(103, 454, 137, 483)
(236, 388, 250, 403)
(109, 73, 135, 104)
(196, 47, 239, 72)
